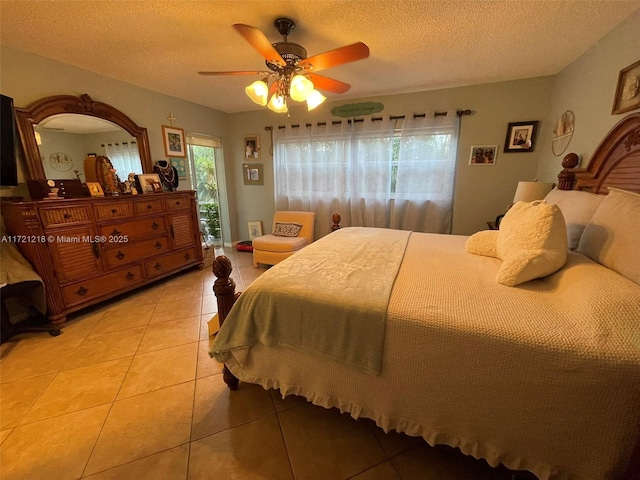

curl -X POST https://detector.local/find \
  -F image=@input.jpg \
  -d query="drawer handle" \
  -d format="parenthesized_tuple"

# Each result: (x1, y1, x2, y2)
(63, 213, 72, 219)
(76, 286, 88, 296)
(116, 251, 125, 260)
(184, 252, 191, 260)
(175, 201, 181, 206)
(111, 208, 118, 214)
(151, 222, 159, 230)
(126, 272, 135, 281)
(111, 228, 121, 236)
(154, 241, 162, 249)
(91, 243, 100, 259)
(147, 204, 153, 209)
(170, 225, 175, 239)
(153, 262, 162, 271)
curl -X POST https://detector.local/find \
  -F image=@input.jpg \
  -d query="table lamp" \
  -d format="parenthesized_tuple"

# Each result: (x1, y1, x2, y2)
(512, 181, 555, 203)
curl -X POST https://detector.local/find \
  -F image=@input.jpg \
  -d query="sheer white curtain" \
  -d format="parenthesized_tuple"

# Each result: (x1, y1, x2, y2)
(274, 111, 459, 237)
(103, 141, 141, 175)
(392, 111, 459, 233)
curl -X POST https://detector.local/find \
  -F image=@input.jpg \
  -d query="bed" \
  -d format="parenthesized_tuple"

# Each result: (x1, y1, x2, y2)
(209, 113, 640, 480)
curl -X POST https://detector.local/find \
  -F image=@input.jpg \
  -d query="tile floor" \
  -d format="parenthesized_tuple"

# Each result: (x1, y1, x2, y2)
(0, 246, 533, 480)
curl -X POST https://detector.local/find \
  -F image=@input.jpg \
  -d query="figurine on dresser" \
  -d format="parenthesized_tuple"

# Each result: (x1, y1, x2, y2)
(153, 160, 179, 191)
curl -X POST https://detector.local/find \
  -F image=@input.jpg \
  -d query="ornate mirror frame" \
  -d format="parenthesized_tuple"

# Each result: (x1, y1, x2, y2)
(14, 93, 152, 180)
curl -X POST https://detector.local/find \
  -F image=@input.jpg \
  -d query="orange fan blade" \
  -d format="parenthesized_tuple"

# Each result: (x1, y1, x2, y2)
(308, 73, 351, 94)
(198, 71, 270, 76)
(299, 42, 369, 72)
(233, 24, 285, 67)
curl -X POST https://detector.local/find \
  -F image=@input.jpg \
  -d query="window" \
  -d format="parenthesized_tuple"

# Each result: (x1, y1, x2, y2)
(273, 112, 459, 236)
(103, 141, 141, 175)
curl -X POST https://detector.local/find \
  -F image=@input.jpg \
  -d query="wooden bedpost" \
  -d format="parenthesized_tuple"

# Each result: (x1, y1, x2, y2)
(331, 212, 341, 231)
(212, 255, 240, 390)
(557, 152, 579, 190)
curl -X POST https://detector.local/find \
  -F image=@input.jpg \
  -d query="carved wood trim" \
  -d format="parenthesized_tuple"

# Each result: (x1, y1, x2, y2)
(558, 113, 640, 193)
(212, 255, 240, 390)
(14, 94, 152, 181)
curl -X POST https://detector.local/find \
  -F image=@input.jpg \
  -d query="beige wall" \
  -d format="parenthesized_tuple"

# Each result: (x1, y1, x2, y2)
(227, 76, 554, 237)
(536, 10, 640, 183)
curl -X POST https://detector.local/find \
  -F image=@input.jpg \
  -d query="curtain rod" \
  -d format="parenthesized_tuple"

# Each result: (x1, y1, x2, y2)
(264, 109, 471, 130)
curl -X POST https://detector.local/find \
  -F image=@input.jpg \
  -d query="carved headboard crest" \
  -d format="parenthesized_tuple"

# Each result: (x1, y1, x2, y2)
(558, 113, 640, 194)
(623, 127, 640, 151)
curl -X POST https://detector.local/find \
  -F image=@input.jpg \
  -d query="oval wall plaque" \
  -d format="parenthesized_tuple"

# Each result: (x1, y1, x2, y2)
(331, 102, 384, 118)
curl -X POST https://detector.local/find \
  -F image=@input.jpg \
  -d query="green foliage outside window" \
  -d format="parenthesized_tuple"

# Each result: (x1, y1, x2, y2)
(192, 145, 221, 239)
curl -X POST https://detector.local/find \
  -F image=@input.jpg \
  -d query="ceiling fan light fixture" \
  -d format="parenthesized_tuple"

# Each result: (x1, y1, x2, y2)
(289, 74, 314, 102)
(306, 89, 326, 111)
(268, 94, 288, 113)
(245, 79, 269, 106)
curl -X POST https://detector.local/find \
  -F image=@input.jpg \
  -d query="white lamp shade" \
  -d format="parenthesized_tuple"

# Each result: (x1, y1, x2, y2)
(290, 75, 314, 102)
(513, 181, 554, 203)
(306, 90, 326, 111)
(245, 80, 268, 106)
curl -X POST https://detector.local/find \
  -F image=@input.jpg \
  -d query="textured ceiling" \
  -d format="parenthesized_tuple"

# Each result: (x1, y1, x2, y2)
(1, 0, 639, 113)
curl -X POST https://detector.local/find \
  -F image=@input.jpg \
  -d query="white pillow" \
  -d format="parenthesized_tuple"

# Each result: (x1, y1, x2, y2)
(577, 188, 640, 285)
(543, 188, 605, 250)
(467, 201, 568, 286)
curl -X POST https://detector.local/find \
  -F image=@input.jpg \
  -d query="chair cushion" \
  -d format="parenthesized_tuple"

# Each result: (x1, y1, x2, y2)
(253, 234, 308, 253)
(273, 222, 302, 237)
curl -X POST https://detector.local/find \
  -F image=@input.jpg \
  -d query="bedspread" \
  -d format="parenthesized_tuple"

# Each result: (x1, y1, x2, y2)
(211, 230, 640, 480)
(211, 227, 411, 374)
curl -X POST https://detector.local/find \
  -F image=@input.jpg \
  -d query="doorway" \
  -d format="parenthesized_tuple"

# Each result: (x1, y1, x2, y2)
(187, 135, 223, 245)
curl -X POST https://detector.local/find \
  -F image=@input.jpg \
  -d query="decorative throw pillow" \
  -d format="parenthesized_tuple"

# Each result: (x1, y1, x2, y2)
(543, 188, 605, 250)
(577, 188, 640, 286)
(273, 222, 303, 237)
(466, 201, 568, 286)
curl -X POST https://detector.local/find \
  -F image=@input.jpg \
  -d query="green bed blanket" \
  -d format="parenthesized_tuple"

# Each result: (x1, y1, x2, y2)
(210, 227, 411, 374)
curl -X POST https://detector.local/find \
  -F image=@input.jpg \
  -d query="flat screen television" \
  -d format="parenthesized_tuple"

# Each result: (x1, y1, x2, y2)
(1, 93, 19, 186)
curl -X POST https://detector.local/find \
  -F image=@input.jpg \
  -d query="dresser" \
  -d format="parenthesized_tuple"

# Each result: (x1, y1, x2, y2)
(1, 191, 203, 323)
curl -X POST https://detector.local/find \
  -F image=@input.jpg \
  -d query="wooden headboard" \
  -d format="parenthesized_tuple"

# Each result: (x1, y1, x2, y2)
(558, 112, 640, 193)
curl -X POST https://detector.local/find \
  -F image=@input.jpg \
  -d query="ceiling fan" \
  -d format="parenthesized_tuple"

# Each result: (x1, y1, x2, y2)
(198, 18, 370, 112)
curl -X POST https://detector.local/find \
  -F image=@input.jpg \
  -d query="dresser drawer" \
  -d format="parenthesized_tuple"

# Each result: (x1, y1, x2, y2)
(145, 248, 197, 278)
(165, 194, 191, 211)
(99, 216, 167, 240)
(103, 236, 170, 268)
(134, 198, 165, 215)
(93, 201, 134, 221)
(61, 265, 143, 307)
(40, 205, 92, 228)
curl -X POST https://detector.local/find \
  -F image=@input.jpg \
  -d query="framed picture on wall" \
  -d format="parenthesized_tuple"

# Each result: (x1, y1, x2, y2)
(612, 59, 640, 115)
(469, 145, 498, 165)
(243, 163, 263, 185)
(243, 135, 260, 160)
(504, 121, 538, 153)
(161, 125, 187, 158)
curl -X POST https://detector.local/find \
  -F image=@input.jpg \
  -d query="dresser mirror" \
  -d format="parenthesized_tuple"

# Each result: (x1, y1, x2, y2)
(14, 93, 152, 182)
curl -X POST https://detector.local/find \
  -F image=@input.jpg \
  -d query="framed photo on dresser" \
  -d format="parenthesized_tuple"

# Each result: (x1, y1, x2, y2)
(136, 173, 162, 193)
